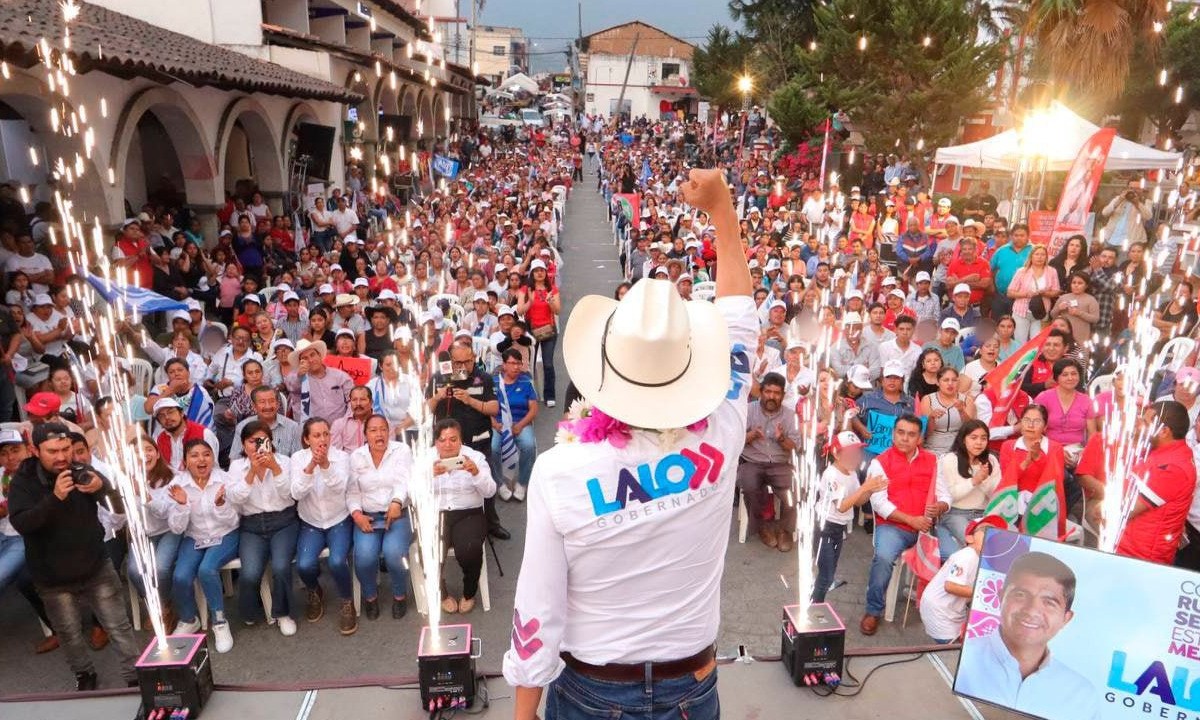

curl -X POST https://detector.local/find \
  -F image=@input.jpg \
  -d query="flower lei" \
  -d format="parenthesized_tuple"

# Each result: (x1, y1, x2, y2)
(555, 399, 708, 450)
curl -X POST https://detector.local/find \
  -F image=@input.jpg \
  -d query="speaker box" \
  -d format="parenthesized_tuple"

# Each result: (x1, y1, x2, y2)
(294, 123, 335, 180)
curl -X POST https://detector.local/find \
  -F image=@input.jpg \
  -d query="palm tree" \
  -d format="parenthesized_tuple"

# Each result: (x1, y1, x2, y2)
(966, 0, 1028, 39)
(1025, 0, 1165, 104)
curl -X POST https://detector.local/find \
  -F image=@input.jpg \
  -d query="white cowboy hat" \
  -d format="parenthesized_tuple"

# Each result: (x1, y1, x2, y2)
(563, 278, 729, 430)
(289, 338, 328, 368)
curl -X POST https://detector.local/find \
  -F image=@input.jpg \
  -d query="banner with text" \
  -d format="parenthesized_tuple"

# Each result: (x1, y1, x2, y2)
(431, 155, 460, 180)
(954, 528, 1200, 720)
(1048, 127, 1116, 256)
(324, 355, 376, 386)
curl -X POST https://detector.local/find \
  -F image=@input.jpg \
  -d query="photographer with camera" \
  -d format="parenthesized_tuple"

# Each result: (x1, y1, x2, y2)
(430, 418, 495, 615)
(1101, 178, 1152, 248)
(7, 422, 140, 690)
(426, 340, 508, 540)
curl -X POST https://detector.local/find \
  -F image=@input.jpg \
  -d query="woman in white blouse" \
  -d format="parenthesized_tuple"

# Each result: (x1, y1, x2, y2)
(290, 418, 357, 635)
(126, 434, 182, 626)
(226, 422, 297, 637)
(934, 420, 1001, 557)
(168, 439, 240, 653)
(431, 419, 496, 615)
(368, 350, 415, 441)
(348, 414, 413, 620)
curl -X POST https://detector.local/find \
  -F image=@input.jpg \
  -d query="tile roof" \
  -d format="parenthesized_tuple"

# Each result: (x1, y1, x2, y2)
(0, 0, 362, 103)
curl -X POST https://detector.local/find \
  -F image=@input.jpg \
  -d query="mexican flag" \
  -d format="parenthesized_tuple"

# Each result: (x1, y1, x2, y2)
(988, 442, 1067, 540)
(981, 325, 1053, 420)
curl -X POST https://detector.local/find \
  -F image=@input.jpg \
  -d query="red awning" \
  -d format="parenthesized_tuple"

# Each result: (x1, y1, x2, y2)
(650, 85, 698, 97)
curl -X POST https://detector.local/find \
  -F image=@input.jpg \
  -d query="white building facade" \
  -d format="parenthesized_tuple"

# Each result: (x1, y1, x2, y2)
(582, 21, 696, 120)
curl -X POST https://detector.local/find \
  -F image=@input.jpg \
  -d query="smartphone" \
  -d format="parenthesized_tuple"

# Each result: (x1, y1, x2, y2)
(437, 456, 467, 472)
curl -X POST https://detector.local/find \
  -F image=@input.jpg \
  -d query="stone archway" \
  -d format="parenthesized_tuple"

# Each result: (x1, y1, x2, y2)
(215, 97, 285, 207)
(110, 87, 219, 214)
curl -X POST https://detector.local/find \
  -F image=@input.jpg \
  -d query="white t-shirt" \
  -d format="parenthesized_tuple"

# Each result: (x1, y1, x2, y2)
(330, 208, 359, 236)
(502, 295, 757, 688)
(878, 339, 923, 379)
(5, 252, 53, 294)
(960, 359, 991, 397)
(27, 309, 67, 356)
(818, 464, 861, 526)
(919, 546, 979, 641)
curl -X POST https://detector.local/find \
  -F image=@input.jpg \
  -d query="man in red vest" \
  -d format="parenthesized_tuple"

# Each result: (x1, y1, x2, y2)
(860, 413, 948, 635)
(111, 219, 153, 289)
(152, 397, 217, 472)
(1119, 400, 1197, 565)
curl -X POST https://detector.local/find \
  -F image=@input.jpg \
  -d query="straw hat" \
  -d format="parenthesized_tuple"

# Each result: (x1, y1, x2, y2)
(289, 338, 328, 368)
(563, 278, 729, 429)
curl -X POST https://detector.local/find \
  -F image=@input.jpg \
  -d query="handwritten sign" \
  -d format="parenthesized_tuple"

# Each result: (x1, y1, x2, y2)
(863, 409, 927, 457)
(324, 355, 376, 386)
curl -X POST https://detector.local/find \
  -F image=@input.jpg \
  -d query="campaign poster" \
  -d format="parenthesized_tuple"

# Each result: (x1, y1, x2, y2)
(954, 528, 1200, 720)
(613, 193, 640, 224)
(1047, 128, 1116, 256)
(1027, 210, 1057, 248)
(324, 355, 376, 386)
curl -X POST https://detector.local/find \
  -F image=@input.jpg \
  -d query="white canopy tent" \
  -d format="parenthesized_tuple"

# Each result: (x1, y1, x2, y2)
(934, 101, 1181, 172)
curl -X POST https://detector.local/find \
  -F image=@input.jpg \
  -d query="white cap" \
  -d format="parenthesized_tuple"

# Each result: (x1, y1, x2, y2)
(152, 397, 183, 414)
(963, 219, 978, 228)
(271, 338, 295, 352)
(186, 298, 203, 312)
(883, 360, 906, 378)
(472, 290, 489, 303)
(282, 291, 300, 303)
(496, 305, 515, 318)
(888, 288, 906, 300)
(765, 259, 781, 272)
(169, 310, 190, 324)
(881, 276, 897, 286)
(846, 289, 864, 301)
(952, 283, 971, 296)
(276, 283, 292, 293)
(242, 293, 262, 306)
(915, 271, 932, 283)
(377, 289, 398, 301)
(842, 311, 864, 326)
(941, 317, 961, 332)
(530, 259, 547, 271)
(31, 293, 52, 307)
(937, 197, 952, 207)
(848, 365, 873, 390)
(353, 277, 370, 288)
(330, 263, 344, 272)
(495, 264, 509, 273)
(318, 283, 334, 295)
(335, 327, 355, 338)
(945, 215, 960, 225)
(768, 299, 787, 312)
(832, 430, 865, 452)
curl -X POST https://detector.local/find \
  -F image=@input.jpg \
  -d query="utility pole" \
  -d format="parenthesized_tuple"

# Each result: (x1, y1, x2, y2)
(468, 0, 477, 72)
(614, 31, 639, 119)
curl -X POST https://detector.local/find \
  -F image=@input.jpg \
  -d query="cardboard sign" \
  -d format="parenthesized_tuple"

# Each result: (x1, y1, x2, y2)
(324, 355, 375, 386)
(1028, 210, 1057, 247)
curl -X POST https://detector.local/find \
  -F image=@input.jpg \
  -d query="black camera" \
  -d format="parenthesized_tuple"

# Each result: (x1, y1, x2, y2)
(70, 462, 95, 486)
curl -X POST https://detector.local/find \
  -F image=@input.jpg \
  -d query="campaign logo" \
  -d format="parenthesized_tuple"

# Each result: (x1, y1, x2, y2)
(1107, 651, 1200, 711)
(586, 442, 725, 516)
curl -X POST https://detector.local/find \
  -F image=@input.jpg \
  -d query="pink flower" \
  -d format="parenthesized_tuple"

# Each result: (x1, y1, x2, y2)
(576, 409, 633, 448)
(686, 418, 709, 434)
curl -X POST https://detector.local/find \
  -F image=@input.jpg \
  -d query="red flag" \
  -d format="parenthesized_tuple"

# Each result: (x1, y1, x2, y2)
(982, 325, 1053, 420)
(1047, 127, 1116, 255)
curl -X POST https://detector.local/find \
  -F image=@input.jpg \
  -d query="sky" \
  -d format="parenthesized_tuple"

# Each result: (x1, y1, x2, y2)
(477, 0, 735, 73)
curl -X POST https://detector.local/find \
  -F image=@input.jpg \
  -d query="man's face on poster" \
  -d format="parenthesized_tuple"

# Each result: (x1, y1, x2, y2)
(999, 572, 1074, 654)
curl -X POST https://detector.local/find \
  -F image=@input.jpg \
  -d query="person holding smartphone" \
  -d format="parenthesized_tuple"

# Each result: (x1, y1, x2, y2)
(226, 422, 297, 636)
(431, 419, 496, 614)
(347, 414, 413, 620)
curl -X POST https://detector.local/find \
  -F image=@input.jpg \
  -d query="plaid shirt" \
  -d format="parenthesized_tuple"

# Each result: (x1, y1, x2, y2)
(1089, 266, 1120, 331)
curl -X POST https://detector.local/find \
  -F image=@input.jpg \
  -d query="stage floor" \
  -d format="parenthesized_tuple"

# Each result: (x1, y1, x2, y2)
(3, 651, 1021, 720)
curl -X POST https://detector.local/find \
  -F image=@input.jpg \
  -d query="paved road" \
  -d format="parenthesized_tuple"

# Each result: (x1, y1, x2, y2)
(0, 166, 930, 695)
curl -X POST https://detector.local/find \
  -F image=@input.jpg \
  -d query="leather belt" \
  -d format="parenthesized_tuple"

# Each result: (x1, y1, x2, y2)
(561, 645, 716, 682)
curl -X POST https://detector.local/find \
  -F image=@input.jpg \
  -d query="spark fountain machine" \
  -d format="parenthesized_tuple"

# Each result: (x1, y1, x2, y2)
(781, 603, 845, 688)
(418, 624, 480, 712)
(134, 634, 214, 719)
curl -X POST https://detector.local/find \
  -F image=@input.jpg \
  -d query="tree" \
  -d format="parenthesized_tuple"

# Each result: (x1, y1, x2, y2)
(767, 77, 828, 147)
(727, 0, 819, 91)
(1111, 8, 1200, 146)
(1025, 0, 1165, 105)
(692, 25, 754, 109)
(793, 0, 1004, 154)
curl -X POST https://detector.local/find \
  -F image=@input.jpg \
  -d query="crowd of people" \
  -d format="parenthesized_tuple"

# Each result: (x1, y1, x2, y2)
(598, 115, 1198, 644)
(0, 105, 1198, 692)
(0, 118, 582, 690)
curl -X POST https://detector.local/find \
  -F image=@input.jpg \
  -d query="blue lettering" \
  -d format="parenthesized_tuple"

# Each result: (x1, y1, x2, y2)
(655, 454, 695, 495)
(587, 478, 622, 515)
(1106, 651, 1200, 710)
(637, 462, 664, 499)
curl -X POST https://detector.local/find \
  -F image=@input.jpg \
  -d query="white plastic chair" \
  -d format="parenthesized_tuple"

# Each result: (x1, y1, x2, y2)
(127, 358, 154, 397)
(409, 540, 491, 615)
(1088, 374, 1114, 397)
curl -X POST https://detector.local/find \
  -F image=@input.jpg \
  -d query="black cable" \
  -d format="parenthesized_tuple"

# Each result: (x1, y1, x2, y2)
(820, 653, 926, 698)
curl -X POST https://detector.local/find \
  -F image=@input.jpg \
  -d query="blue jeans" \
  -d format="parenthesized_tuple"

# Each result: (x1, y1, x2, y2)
(537, 334, 557, 401)
(547, 664, 719, 720)
(296, 517, 354, 599)
(491, 424, 537, 486)
(865, 523, 918, 617)
(935, 507, 982, 561)
(353, 513, 412, 601)
(128, 531, 182, 602)
(812, 521, 846, 604)
(0, 533, 26, 592)
(173, 533, 240, 623)
(238, 509, 299, 621)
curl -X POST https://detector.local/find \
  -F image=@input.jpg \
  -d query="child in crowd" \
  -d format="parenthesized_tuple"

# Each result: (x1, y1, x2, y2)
(812, 432, 886, 603)
(919, 515, 1007, 643)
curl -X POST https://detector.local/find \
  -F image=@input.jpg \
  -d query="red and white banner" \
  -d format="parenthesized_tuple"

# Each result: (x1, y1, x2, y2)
(1047, 127, 1116, 255)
